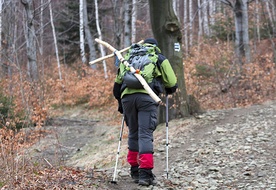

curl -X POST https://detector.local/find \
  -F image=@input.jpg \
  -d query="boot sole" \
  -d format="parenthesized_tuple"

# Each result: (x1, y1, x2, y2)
(139, 180, 156, 186)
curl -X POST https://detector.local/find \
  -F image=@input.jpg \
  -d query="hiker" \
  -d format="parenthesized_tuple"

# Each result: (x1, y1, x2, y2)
(113, 38, 177, 186)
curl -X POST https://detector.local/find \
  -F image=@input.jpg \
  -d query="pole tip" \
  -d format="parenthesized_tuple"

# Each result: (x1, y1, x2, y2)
(110, 181, 117, 184)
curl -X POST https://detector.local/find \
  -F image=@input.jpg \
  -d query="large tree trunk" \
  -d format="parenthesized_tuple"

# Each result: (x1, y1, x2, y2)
(234, 0, 251, 64)
(123, 0, 131, 47)
(22, 0, 38, 81)
(111, 0, 122, 48)
(222, 0, 251, 64)
(83, 0, 97, 68)
(149, 0, 189, 123)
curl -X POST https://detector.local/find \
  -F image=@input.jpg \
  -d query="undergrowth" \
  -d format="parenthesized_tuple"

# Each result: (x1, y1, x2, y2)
(185, 41, 275, 110)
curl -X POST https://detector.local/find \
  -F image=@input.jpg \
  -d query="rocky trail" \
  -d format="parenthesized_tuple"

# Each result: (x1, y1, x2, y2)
(26, 101, 276, 190)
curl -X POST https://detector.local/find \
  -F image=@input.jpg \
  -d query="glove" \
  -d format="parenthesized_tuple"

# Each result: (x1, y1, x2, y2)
(114, 52, 120, 67)
(165, 84, 178, 94)
(117, 99, 123, 114)
(113, 82, 122, 100)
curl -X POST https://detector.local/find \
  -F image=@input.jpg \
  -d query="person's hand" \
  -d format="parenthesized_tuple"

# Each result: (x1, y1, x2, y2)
(165, 85, 178, 94)
(114, 52, 120, 67)
(117, 99, 123, 114)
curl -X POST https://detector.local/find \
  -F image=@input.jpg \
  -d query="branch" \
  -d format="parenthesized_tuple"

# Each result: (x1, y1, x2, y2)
(220, 0, 234, 8)
(89, 40, 143, 65)
(21, 0, 27, 5)
(43, 158, 53, 168)
(95, 38, 161, 103)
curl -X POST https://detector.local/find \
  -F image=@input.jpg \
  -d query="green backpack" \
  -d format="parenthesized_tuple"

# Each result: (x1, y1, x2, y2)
(122, 43, 160, 89)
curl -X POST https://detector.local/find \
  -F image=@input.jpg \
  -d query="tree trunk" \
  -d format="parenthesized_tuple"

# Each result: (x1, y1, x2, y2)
(0, 0, 3, 64)
(266, 1, 275, 35)
(39, 0, 44, 57)
(183, 0, 188, 55)
(198, 0, 203, 38)
(234, 0, 251, 64)
(209, 0, 215, 35)
(221, 0, 251, 64)
(234, 0, 244, 64)
(202, 0, 210, 36)
(131, 0, 137, 43)
(189, 0, 193, 47)
(255, 0, 260, 43)
(79, 0, 86, 64)
(49, 0, 62, 80)
(241, 0, 251, 63)
(21, 0, 38, 81)
(111, 0, 122, 48)
(172, 0, 179, 18)
(95, 0, 108, 78)
(83, 0, 97, 68)
(149, 0, 189, 123)
(123, 0, 131, 47)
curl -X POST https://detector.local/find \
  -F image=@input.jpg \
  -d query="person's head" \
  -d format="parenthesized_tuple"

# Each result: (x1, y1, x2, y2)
(144, 38, 158, 46)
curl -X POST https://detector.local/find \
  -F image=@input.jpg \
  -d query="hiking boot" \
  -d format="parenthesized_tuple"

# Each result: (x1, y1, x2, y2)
(138, 168, 157, 186)
(130, 166, 139, 183)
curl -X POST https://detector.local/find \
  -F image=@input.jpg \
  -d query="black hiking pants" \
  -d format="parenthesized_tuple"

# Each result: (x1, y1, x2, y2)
(122, 93, 158, 168)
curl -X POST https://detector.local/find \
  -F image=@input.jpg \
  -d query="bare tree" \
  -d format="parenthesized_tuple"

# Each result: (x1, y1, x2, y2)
(79, 0, 86, 64)
(189, 0, 194, 47)
(49, 0, 62, 80)
(255, 0, 260, 43)
(202, 0, 210, 36)
(83, 0, 97, 68)
(21, 0, 38, 81)
(95, 0, 108, 78)
(209, 0, 216, 34)
(220, 0, 251, 64)
(183, 0, 188, 55)
(39, 0, 44, 57)
(123, 0, 131, 47)
(0, 0, 3, 63)
(111, 0, 123, 48)
(198, 0, 203, 38)
(265, 1, 276, 35)
(131, 0, 137, 43)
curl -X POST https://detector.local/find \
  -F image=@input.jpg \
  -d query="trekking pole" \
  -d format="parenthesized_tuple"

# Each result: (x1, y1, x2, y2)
(165, 94, 169, 179)
(111, 116, 125, 184)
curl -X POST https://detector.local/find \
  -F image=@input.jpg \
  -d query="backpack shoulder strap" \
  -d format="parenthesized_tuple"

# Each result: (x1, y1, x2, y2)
(156, 53, 166, 69)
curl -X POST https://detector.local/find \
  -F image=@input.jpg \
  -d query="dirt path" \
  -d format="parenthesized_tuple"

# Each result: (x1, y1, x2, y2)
(26, 100, 276, 190)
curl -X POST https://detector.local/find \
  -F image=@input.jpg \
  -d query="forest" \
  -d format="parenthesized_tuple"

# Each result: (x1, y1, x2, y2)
(0, 0, 275, 188)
